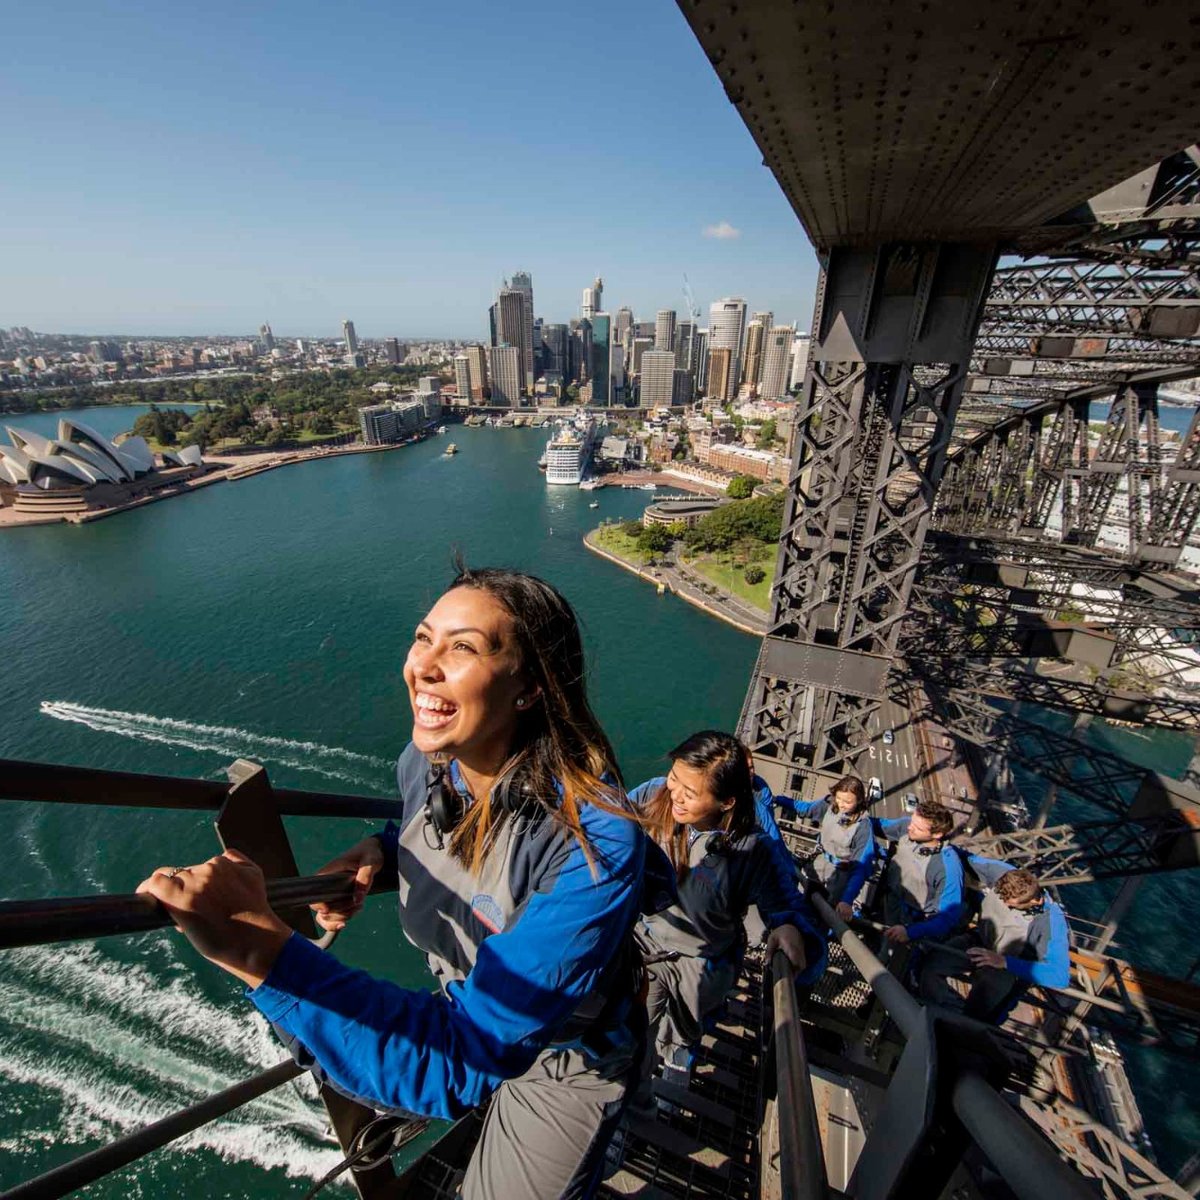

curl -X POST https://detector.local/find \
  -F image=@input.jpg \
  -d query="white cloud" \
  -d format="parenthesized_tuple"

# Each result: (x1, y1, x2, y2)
(702, 221, 741, 240)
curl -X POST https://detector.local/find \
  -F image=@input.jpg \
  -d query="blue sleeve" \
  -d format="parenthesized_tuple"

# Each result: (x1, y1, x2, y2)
(1006, 905, 1070, 989)
(873, 816, 910, 843)
(788, 798, 829, 820)
(906, 849, 965, 941)
(248, 817, 643, 1120)
(745, 838, 826, 986)
(754, 789, 785, 845)
(629, 778, 664, 809)
(841, 828, 875, 907)
(753, 775, 803, 819)
(967, 855, 1015, 889)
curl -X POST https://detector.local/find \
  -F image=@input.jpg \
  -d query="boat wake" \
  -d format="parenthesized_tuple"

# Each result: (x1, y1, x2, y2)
(0, 938, 341, 1184)
(39, 700, 391, 787)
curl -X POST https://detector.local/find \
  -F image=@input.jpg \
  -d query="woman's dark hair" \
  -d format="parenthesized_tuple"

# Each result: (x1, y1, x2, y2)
(643, 729, 756, 878)
(831, 775, 866, 811)
(443, 560, 625, 873)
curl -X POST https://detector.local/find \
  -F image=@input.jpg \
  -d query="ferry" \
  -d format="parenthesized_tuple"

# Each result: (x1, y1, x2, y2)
(589, 501, 599, 509)
(444, 443, 458, 456)
(543, 414, 599, 486)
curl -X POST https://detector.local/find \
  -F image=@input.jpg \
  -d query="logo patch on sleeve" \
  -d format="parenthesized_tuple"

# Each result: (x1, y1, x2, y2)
(470, 893, 506, 933)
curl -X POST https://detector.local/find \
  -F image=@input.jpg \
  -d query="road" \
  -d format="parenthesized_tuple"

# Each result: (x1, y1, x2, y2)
(861, 694, 925, 820)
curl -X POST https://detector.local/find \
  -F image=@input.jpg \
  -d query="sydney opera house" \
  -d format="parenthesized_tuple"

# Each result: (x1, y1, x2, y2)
(0, 418, 204, 516)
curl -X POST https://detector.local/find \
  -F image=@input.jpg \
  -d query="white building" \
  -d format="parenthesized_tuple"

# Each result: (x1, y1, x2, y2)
(654, 310, 676, 352)
(760, 325, 796, 400)
(488, 344, 522, 407)
(640, 350, 677, 408)
(708, 298, 748, 401)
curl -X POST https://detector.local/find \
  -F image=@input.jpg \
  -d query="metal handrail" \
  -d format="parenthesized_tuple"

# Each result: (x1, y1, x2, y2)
(810, 893, 1097, 1200)
(769, 949, 827, 1200)
(0, 1060, 303, 1200)
(0, 870, 394, 950)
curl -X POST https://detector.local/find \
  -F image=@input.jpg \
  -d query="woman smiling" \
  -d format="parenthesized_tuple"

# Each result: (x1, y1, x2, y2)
(139, 565, 669, 1200)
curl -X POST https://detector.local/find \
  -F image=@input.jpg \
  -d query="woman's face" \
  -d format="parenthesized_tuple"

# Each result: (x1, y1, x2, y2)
(666, 760, 733, 831)
(403, 586, 530, 766)
(832, 788, 860, 815)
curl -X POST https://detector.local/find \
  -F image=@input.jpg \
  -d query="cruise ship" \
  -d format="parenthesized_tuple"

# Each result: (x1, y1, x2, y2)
(543, 414, 599, 486)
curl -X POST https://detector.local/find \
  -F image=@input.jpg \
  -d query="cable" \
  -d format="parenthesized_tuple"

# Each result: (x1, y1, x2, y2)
(300, 1113, 430, 1199)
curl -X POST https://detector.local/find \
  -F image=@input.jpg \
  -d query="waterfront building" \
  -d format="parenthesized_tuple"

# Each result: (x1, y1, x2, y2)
(386, 338, 401, 364)
(496, 288, 529, 394)
(741, 311, 773, 394)
(655, 309, 676, 352)
(760, 324, 796, 400)
(590, 313, 612, 406)
(488, 344, 521, 407)
(453, 354, 473, 403)
(707, 442, 784, 482)
(541, 323, 568, 379)
(358, 398, 427, 445)
(640, 349, 676, 408)
(0, 419, 157, 490)
(642, 496, 725, 528)
(418, 376, 443, 420)
(544, 414, 599, 485)
(708, 298, 748, 400)
(465, 344, 489, 400)
(694, 328, 710, 392)
(706, 347, 733, 405)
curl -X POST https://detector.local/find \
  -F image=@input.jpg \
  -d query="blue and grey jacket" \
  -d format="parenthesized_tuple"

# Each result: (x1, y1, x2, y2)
(787, 796, 874, 906)
(873, 815, 966, 940)
(967, 856, 1070, 989)
(630, 778, 826, 986)
(249, 743, 672, 1121)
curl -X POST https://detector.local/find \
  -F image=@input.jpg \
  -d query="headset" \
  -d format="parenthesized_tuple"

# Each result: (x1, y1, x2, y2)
(424, 759, 544, 847)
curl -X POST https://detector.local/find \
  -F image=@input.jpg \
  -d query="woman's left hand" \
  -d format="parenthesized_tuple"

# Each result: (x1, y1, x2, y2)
(765, 923, 808, 973)
(136, 850, 292, 989)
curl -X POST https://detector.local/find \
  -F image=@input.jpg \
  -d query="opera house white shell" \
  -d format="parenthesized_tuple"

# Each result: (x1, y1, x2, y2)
(0, 418, 196, 490)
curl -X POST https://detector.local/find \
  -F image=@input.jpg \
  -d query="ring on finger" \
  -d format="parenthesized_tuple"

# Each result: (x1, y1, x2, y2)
(166, 867, 186, 879)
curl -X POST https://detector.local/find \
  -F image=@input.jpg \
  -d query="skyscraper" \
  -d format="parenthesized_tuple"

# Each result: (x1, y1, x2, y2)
(510, 270, 535, 383)
(454, 354, 473, 403)
(708, 299, 748, 401)
(488, 303, 498, 348)
(465, 344, 489, 399)
(760, 324, 796, 400)
(581, 276, 603, 319)
(259, 323, 275, 352)
(630, 336, 654, 377)
(654, 310, 677, 352)
(742, 311, 773, 394)
(640, 349, 676, 408)
(694, 329, 710, 392)
(541, 324, 569, 379)
(342, 320, 358, 356)
(706, 347, 733, 404)
(615, 306, 634, 349)
(590, 314, 612, 405)
(496, 288, 528, 393)
(386, 338, 401, 364)
(673, 320, 696, 373)
(488, 345, 521, 407)
(569, 320, 591, 384)
(789, 333, 812, 391)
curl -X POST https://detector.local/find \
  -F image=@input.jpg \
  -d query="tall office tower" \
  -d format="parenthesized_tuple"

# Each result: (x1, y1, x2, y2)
(590, 314, 612, 405)
(615, 306, 633, 349)
(630, 336, 654, 377)
(788, 332, 812, 391)
(510, 270, 535, 382)
(673, 320, 696, 372)
(581, 276, 603, 319)
(741, 312, 773, 393)
(672, 369, 694, 405)
(465, 344, 489, 399)
(342, 319, 359, 357)
(634, 321, 656, 339)
(654, 309, 677, 352)
(541, 323, 568, 378)
(640, 349, 676, 408)
(386, 338, 401, 364)
(488, 302, 499, 348)
(609, 339, 625, 403)
(570, 319, 591, 384)
(532, 316, 544, 378)
(694, 329, 710, 391)
(496, 288, 529, 393)
(706, 347, 733, 403)
(454, 354, 473, 402)
(707, 298, 748, 399)
(759, 324, 796, 400)
(488, 345, 521, 407)
(259, 323, 276, 352)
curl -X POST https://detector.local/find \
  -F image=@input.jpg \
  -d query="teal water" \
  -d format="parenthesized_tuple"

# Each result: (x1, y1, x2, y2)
(1, 413, 1196, 1191)
(0, 421, 757, 1195)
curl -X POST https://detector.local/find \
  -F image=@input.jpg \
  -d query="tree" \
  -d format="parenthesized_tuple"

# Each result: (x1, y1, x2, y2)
(744, 565, 766, 585)
(621, 519, 644, 539)
(726, 475, 756, 499)
(637, 523, 672, 553)
(755, 418, 777, 450)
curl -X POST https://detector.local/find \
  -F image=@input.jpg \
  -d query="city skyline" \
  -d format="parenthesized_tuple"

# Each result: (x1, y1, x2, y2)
(2, 1, 819, 338)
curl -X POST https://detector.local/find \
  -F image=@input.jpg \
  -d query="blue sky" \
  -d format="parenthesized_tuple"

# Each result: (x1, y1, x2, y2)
(2, 1, 820, 339)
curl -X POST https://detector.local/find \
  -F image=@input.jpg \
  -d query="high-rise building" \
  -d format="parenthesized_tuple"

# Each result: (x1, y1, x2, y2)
(630, 336, 654, 377)
(672, 369, 694, 406)
(581, 276, 603, 319)
(488, 303, 498, 348)
(742, 311, 773, 393)
(590, 314, 612, 406)
(788, 332, 812, 391)
(496, 288, 528, 393)
(342, 319, 359, 356)
(640, 349, 676, 408)
(465, 344, 489, 399)
(708, 299, 748, 400)
(569, 320, 591, 384)
(673, 320, 697, 373)
(259, 323, 275, 352)
(706, 347, 733, 403)
(694, 329, 710, 392)
(609, 339, 626, 405)
(615, 306, 634, 349)
(488, 344, 521, 407)
(510, 270, 535, 383)
(541, 324, 568, 378)
(654, 310, 677, 352)
(760, 325, 796, 400)
(454, 354, 473, 403)
(386, 338, 401, 364)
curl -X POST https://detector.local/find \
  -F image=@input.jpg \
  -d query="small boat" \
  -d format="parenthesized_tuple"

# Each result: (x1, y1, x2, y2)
(639, 483, 657, 491)
(444, 443, 458, 456)
(589, 502, 599, 509)
(437, 425, 447, 434)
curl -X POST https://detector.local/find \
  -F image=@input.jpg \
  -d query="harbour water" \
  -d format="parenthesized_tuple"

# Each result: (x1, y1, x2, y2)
(0, 410, 1195, 1193)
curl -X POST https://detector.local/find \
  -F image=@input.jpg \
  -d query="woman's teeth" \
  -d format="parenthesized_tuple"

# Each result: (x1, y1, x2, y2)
(415, 693, 458, 728)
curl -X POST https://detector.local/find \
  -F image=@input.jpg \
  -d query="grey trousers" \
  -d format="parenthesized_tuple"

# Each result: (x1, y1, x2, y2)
(917, 936, 1026, 1024)
(801, 855, 855, 905)
(645, 953, 737, 1066)
(274, 1024, 636, 1200)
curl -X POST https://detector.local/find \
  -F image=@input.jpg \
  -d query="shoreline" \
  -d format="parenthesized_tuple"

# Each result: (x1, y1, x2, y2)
(582, 529, 765, 636)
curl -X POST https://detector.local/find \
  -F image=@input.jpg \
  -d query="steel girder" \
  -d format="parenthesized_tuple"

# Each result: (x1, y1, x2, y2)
(744, 243, 997, 774)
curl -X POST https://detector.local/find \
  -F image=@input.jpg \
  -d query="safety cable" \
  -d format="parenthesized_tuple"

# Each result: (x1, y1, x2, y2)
(300, 1113, 430, 1199)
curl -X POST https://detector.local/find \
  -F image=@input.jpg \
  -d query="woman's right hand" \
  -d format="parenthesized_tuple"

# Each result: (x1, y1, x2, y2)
(311, 837, 385, 931)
